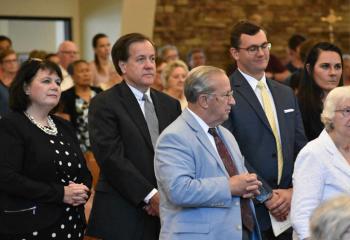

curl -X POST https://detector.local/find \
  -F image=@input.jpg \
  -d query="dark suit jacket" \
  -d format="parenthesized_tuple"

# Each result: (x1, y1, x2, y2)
(223, 70, 307, 230)
(0, 112, 92, 234)
(86, 81, 181, 240)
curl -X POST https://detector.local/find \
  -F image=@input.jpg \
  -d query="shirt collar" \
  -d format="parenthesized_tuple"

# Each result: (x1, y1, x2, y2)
(187, 108, 211, 134)
(127, 83, 151, 102)
(238, 68, 267, 90)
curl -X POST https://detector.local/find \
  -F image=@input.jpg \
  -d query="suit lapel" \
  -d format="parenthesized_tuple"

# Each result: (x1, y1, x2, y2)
(119, 81, 153, 149)
(182, 109, 229, 177)
(232, 71, 272, 132)
(267, 79, 288, 150)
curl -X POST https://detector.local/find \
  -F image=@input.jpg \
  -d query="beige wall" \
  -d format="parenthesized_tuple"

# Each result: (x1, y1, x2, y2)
(0, 0, 80, 49)
(120, 0, 156, 38)
(80, 0, 122, 60)
(0, 0, 157, 58)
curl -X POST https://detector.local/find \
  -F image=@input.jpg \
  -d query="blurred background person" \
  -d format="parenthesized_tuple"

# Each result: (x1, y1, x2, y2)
(152, 58, 167, 91)
(162, 59, 188, 109)
(45, 53, 60, 65)
(90, 33, 122, 90)
(283, 39, 318, 93)
(187, 48, 206, 69)
(157, 44, 179, 62)
(285, 34, 306, 73)
(0, 59, 91, 239)
(297, 42, 343, 141)
(60, 60, 102, 153)
(310, 196, 350, 240)
(291, 86, 350, 240)
(0, 49, 19, 117)
(342, 54, 350, 86)
(57, 40, 79, 91)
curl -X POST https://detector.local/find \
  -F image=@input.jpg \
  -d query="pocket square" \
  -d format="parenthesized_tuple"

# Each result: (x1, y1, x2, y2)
(284, 109, 294, 113)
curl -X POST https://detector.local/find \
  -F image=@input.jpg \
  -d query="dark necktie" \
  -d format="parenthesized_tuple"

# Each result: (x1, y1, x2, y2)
(208, 127, 255, 232)
(143, 93, 159, 148)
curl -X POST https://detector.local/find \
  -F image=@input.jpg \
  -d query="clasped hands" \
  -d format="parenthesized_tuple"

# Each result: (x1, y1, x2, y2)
(265, 188, 292, 221)
(229, 173, 262, 198)
(63, 181, 90, 206)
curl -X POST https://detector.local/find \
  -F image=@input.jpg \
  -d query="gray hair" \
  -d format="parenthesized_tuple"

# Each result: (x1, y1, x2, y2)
(310, 195, 350, 240)
(161, 60, 188, 89)
(157, 44, 178, 61)
(321, 86, 350, 131)
(184, 66, 225, 103)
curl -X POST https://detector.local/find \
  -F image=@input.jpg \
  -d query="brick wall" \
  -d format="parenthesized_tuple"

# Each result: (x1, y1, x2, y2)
(153, 0, 350, 70)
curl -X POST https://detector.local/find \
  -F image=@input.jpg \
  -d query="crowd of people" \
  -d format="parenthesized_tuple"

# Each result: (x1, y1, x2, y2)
(0, 19, 350, 240)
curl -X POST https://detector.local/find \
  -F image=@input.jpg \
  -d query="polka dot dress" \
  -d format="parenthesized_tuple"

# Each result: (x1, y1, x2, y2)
(12, 132, 85, 240)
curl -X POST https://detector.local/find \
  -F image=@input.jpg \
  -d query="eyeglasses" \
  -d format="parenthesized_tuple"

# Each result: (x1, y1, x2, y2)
(60, 51, 79, 55)
(238, 42, 271, 55)
(208, 90, 234, 101)
(3, 59, 17, 64)
(335, 108, 350, 117)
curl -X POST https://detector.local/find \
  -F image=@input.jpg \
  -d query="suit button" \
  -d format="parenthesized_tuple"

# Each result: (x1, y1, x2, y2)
(272, 153, 277, 157)
(235, 201, 239, 206)
(236, 225, 242, 230)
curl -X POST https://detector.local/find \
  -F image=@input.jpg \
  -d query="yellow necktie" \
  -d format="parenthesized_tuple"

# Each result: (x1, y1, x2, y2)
(257, 81, 283, 184)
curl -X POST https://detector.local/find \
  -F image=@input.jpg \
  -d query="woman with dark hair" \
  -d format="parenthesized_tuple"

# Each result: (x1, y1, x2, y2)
(297, 42, 343, 141)
(90, 33, 121, 90)
(0, 59, 91, 239)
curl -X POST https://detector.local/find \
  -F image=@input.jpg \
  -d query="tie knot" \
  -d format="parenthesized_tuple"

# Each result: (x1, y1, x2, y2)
(257, 81, 266, 90)
(143, 93, 150, 102)
(208, 128, 218, 137)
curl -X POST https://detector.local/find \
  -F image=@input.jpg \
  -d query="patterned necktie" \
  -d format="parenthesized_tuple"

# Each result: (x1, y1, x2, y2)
(257, 81, 283, 184)
(143, 93, 159, 148)
(208, 127, 255, 232)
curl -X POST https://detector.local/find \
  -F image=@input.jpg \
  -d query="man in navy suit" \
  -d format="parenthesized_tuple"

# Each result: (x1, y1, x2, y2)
(223, 21, 307, 240)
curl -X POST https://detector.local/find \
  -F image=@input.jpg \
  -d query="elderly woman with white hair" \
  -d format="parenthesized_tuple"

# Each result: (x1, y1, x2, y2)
(291, 86, 350, 240)
(309, 195, 350, 240)
(162, 60, 189, 110)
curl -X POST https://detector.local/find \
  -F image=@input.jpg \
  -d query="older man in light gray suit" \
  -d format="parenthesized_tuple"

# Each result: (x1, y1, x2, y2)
(154, 66, 262, 240)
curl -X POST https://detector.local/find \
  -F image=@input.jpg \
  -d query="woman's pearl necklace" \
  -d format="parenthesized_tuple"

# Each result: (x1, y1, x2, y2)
(24, 112, 58, 136)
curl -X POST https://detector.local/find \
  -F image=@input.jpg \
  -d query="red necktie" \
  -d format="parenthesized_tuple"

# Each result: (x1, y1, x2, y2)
(208, 128, 255, 232)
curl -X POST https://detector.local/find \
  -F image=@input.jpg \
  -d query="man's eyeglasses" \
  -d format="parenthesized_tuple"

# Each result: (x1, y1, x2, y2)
(3, 59, 17, 64)
(208, 90, 234, 101)
(60, 51, 79, 55)
(238, 42, 271, 55)
(335, 108, 350, 117)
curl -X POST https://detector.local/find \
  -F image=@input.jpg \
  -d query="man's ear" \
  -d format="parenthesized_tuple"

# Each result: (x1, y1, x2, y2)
(230, 47, 239, 61)
(119, 61, 126, 74)
(198, 94, 209, 109)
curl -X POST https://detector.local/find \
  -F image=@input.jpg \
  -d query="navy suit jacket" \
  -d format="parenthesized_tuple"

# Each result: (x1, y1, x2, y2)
(223, 70, 307, 230)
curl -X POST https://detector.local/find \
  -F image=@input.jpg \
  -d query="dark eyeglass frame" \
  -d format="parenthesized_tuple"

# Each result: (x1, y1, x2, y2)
(238, 42, 272, 55)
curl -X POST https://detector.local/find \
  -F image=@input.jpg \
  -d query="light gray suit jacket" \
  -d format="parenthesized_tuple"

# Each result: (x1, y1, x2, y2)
(154, 108, 261, 240)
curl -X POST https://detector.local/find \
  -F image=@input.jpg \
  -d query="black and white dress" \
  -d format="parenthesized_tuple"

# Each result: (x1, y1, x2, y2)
(0, 112, 92, 240)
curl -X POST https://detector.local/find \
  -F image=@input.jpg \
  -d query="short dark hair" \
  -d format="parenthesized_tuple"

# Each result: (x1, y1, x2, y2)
(111, 33, 154, 75)
(67, 59, 89, 76)
(288, 34, 306, 51)
(0, 35, 12, 46)
(9, 59, 63, 112)
(230, 21, 263, 48)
